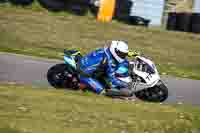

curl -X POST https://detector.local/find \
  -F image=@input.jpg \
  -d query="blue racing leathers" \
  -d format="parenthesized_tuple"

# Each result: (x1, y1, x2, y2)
(78, 46, 129, 94)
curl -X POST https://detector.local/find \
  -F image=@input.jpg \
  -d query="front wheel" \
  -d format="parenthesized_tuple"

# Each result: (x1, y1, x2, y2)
(134, 81, 168, 102)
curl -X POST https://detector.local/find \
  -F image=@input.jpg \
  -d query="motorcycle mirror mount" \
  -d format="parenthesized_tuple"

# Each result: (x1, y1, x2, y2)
(128, 50, 141, 58)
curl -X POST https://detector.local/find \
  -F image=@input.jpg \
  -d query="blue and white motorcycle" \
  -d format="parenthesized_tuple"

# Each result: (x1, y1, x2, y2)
(47, 49, 168, 102)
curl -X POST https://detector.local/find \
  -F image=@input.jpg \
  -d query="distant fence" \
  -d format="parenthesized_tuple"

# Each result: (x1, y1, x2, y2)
(167, 12, 200, 33)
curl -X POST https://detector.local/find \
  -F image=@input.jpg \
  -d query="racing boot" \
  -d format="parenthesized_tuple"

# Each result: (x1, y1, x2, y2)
(105, 88, 133, 98)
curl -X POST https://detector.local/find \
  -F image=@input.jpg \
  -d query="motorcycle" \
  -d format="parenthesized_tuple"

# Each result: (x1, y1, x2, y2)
(47, 49, 168, 102)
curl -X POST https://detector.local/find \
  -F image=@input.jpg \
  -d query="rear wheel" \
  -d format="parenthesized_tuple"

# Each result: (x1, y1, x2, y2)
(47, 64, 79, 89)
(134, 81, 168, 102)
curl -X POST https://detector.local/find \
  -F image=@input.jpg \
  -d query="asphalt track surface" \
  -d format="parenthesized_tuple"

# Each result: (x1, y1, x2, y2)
(0, 52, 200, 105)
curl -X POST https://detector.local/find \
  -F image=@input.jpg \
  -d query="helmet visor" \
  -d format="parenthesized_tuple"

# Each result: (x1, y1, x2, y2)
(115, 48, 128, 59)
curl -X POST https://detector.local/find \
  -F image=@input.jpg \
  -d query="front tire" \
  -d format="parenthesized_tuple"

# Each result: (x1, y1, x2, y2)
(134, 81, 168, 102)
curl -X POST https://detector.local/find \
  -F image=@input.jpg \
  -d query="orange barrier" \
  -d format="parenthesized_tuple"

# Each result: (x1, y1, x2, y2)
(97, 0, 116, 22)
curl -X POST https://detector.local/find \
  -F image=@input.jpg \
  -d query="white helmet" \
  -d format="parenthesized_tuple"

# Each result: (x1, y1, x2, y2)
(109, 40, 129, 63)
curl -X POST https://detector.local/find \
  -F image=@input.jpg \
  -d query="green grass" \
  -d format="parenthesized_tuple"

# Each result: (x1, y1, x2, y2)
(0, 2, 200, 79)
(0, 83, 200, 133)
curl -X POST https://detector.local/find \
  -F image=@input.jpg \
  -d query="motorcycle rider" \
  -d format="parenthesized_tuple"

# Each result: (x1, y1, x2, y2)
(77, 40, 133, 97)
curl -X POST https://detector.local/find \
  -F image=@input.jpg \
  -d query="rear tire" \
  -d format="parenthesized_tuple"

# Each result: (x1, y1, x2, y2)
(47, 64, 67, 88)
(134, 81, 168, 102)
(47, 64, 79, 89)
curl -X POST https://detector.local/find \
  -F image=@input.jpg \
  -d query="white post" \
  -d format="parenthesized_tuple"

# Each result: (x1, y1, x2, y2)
(194, 0, 200, 13)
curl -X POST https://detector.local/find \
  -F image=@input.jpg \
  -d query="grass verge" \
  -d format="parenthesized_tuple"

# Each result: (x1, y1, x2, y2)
(0, 83, 200, 133)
